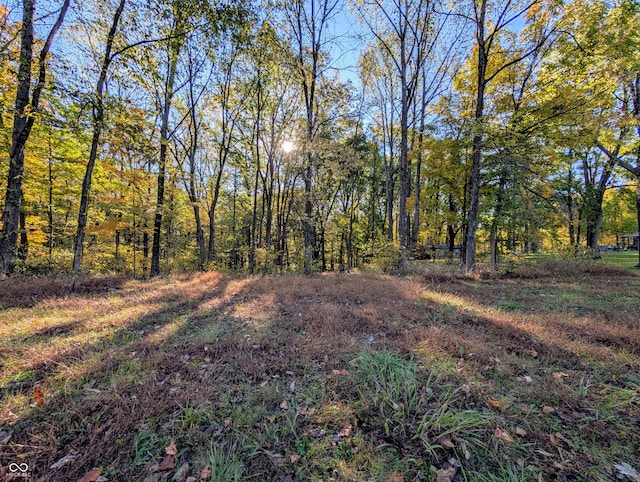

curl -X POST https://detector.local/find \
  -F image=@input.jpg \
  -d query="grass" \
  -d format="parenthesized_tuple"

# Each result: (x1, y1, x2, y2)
(601, 251, 640, 270)
(0, 264, 639, 481)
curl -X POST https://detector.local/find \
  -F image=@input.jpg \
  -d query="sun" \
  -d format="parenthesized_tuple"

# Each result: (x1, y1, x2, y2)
(282, 140, 295, 153)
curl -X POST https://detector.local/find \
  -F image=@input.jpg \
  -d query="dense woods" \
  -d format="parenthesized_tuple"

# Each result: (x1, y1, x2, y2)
(1, 0, 639, 276)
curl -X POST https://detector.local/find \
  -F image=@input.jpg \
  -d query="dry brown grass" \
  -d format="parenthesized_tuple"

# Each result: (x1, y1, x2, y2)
(1, 267, 639, 481)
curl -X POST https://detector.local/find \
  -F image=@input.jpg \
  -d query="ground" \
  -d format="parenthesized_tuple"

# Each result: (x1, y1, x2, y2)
(0, 259, 639, 481)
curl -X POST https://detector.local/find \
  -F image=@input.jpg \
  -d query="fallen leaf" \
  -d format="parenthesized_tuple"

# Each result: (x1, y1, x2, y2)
(165, 440, 178, 456)
(79, 469, 101, 482)
(516, 427, 528, 437)
(50, 452, 78, 470)
(552, 371, 569, 379)
(289, 381, 296, 392)
(280, 400, 289, 410)
(487, 398, 501, 408)
(158, 455, 175, 471)
(33, 390, 45, 406)
(204, 357, 211, 363)
(494, 427, 514, 443)
(338, 423, 352, 438)
(553, 462, 566, 471)
(614, 463, 640, 482)
(297, 406, 314, 415)
(530, 349, 539, 357)
(542, 406, 555, 414)
(266, 415, 276, 423)
(224, 419, 232, 431)
(436, 466, 457, 482)
(290, 454, 300, 463)
(200, 465, 211, 480)
(390, 472, 404, 482)
(331, 369, 349, 376)
(459, 440, 471, 460)
(172, 462, 189, 482)
(436, 435, 455, 449)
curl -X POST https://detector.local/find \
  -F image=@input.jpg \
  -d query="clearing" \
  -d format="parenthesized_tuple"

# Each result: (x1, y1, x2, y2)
(0, 263, 639, 481)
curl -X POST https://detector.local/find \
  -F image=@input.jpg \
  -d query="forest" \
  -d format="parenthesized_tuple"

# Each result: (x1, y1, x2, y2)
(1, 0, 640, 277)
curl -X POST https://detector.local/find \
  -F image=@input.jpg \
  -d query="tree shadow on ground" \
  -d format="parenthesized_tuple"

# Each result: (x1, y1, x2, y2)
(1, 271, 638, 481)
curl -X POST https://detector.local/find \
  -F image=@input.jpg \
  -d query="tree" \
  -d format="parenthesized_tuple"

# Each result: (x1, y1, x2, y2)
(0, 0, 70, 275)
(461, 0, 553, 270)
(72, 0, 126, 273)
(357, 0, 450, 269)
(285, 0, 340, 273)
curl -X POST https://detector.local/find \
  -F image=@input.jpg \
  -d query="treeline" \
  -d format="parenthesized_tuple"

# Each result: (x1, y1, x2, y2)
(0, 0, 639, 276)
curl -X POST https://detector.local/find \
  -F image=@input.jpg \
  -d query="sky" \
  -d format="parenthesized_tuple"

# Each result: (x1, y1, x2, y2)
(325, 3, 369, 87)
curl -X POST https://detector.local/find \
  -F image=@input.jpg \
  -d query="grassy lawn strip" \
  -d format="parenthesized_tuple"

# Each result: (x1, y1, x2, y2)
(0, 264, 639, 481)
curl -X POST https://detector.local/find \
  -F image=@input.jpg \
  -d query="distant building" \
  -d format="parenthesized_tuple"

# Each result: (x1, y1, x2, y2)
(621, 232, 639, 250)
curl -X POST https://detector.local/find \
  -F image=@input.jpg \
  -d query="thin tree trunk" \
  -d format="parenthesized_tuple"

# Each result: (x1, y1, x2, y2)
(206, 159, 225, 263)
(186, 133, 206, 268)
(249, 79, 262, 275)
(151, 34, 181, 277)
(490, 173, 507, 269)
(48, 147, 54, 266)
(72, 0, 125, 273)
(567, 165, 575, 246)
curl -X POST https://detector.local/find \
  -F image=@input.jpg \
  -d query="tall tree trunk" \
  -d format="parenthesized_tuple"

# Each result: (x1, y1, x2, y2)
(465, 20, 487, 271)
(411, 70, 429, 250)
(385, 170, 395, 242)
(186, 129, 206, 267)
(206, 158, 225, 263)
(489, 172, 507, 269)
(249, 78, 262, 275)
(410, 150, 422, 250)
(397, 30, 411, 270)
(151, 36, 181, 277)
(567, 165, 575, 246)
(0, 0, 69, 275)
(73, 0, 126, 273)
(48, 151, 54, 266)
(302, 160, 316, 273)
